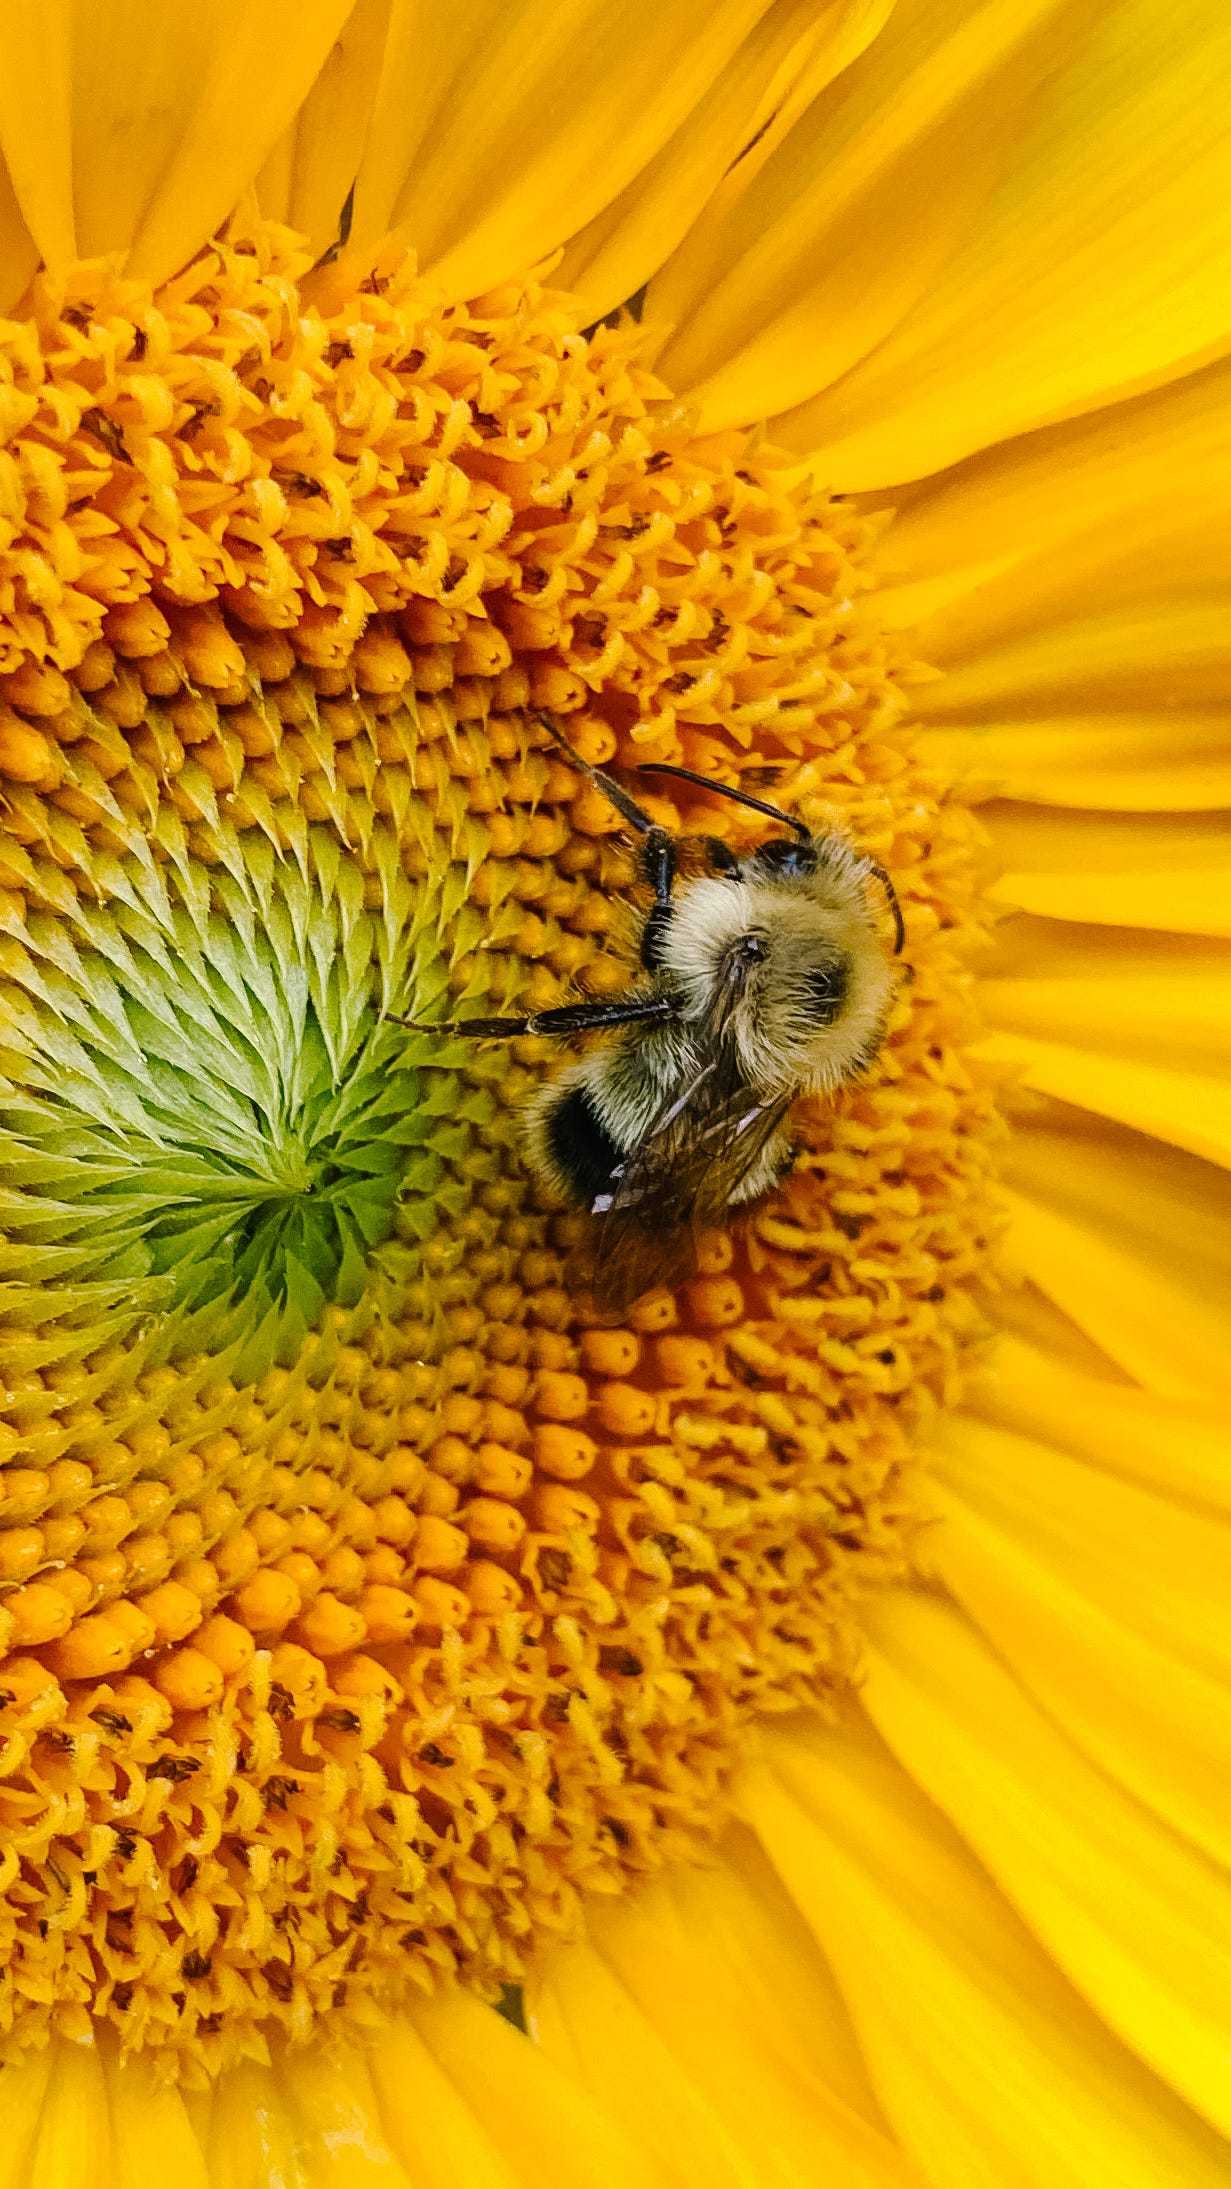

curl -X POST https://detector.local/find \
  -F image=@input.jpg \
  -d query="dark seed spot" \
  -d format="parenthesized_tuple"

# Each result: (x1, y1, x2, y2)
(147, 1754, 200, 1784)
(90, 1709, 132, 1736)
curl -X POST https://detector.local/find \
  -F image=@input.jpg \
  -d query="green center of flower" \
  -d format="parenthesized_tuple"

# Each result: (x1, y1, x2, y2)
(1, 781, 460, 1379)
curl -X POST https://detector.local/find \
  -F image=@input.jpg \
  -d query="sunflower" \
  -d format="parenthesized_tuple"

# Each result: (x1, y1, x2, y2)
(0, 1, 1227, 2182)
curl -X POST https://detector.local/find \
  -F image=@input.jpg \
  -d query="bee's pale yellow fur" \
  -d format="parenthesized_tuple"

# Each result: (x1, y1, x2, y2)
(524, 837, 895, 1214)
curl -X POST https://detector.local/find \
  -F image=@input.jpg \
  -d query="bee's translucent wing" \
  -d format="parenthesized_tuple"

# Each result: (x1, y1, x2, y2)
(571, 1039, 793, 1316)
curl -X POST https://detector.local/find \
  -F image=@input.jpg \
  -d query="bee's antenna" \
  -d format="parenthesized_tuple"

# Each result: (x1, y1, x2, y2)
(537, 713, 658, 836)
(865, 860, 905, 956)
(636, 761, 811, 842)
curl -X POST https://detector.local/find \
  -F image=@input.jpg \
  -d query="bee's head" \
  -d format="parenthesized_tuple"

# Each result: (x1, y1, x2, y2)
(662, 853, 899, 1095)
(745, 835, 817, 881)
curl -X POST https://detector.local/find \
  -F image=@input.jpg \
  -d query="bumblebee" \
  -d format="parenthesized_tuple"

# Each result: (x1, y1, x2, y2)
(414, 716, 904, 1311)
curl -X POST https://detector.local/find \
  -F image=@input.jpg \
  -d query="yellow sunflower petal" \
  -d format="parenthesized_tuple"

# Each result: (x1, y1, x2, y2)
(912, 715, 1231, 813)
(0, 145, 37, 314)
(648, 0, 1231, 485)
(347, 0, 785, 306)
(860, 1590, 1231, 2137)
(912, 606, 1231, 723)
(23, 2039, 111, 2189)
(973, 1331, 1231, 1512)
(979, 921, 1231, 1065)
(742, 1718, 1231, 2189)
(974, 909, 1231, 1169)
(277, 2050, 413, 2188)
(404, 1989, 674, 2189)
(873, 355, 1231, 638)
(976, 808, 1231, 939)
(0, 2, 355, 282)
(256, 0, 393, 261)
(534, 1859, 913, 2186)
(928, 1410, 1231, 1683)
(203, 2062, 307, 2189)
(0, 2046, 52, 2189)
(366, 2025, 525, 2189)
(555, 0, 895, 325)
(983, 1036, 1231, 1170)
(1000, 1102, 1231, 1400)
(921, 1416, 1231, 1866)
(107, 2056, 212, 2189)
(535, 1934, 915, 2189)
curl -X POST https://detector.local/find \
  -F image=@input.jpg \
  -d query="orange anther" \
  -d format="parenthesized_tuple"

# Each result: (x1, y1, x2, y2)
(267, 1643, 327, 1716)
(296, 1592, 367, 1656)
(363, 1546, 405, 1589)
(233, 1569, 302, 1634)
(212, 1527, 261, 1588)
(531, 1423, 597, 1481)
(534, 1484, 601, 1535)
(322, 1547, 366, 1599)
(276, 1550, 324, 1602)
(137, 1581, 205, 1645)
(357, 1584, 416, 1643)
(654, 1337, 718, 1385)
(153, 1648, 224, 1712)
(579, 1330, 641, 1378)
(0, 1527, 43, 1583)
(532, 1372, 588, 1423)
(49, 1605, 155, 1680)
(418, 1475, 461, 1519)
(193, 1614, 257, 1679)
(5, 1582, 74, 1646)
(371, 1496, 415, 1547)
(462, 1497, 526, 1554)
(684, 1276, 746, 1328)
(463, 1562, 524, 1617)
(413, 1516, 468, 1572)
(412, 1577, 470, 1630)
(474, 1443, 533, 1499)
(594, 1383, 656, 1438)
(0, 713, 54, 784)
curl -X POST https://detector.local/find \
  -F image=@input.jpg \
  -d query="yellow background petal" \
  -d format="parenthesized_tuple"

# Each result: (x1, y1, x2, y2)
(862, 1593, 1231, 2136)
(0, 2047, 52, 2189)
(974, 1332, 1231, 1512)
(0, 2, 357, 283)
(257, 0, 392, 262)
(406, 1989, 674, 2189)
(999, 1102, 1231, 1400)
(913, 716, 1231, 813)
(349, 0, 787, 305)
(648, 0, 1231, 487)
(556, 0, 895, 325)
(535, 1858, 913, 2185)
(743, 1720, 1231, 2188)
(922, 1417, 1231, 1866)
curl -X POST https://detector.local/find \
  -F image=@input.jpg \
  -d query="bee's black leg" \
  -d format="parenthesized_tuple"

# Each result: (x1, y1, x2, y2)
(536, 715, 682, 969)
(638, 826, 677, 970)
(393, 995, 675, 1042)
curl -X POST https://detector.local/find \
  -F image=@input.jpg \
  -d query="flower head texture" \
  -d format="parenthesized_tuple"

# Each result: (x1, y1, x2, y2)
(0, 4, 1227, 2186)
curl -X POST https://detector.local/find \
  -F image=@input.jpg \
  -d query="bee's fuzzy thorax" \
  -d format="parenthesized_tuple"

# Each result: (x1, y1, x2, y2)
(653, 854, 895, 1095)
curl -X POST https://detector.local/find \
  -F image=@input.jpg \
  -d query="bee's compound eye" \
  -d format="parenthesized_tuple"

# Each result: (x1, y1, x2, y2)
(703, 836, 740, 876)
(802, 957, 849, 1025)
(753, 837, 816, 878)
